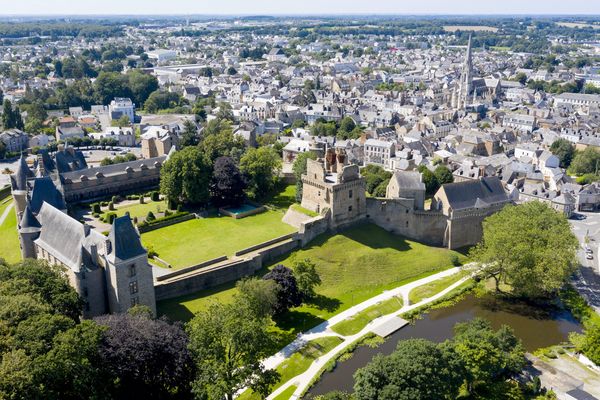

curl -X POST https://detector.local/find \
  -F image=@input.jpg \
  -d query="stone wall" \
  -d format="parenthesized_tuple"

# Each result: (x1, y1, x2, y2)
(365, 198, 447, 246)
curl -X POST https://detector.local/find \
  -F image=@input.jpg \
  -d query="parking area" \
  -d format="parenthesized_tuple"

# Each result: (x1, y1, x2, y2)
(81, 147, 143, 166)
(569, 211, 600, 312)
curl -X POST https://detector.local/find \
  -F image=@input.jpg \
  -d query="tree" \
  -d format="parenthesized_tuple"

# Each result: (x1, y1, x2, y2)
(160, 146, 211, 206)
(180, 120, 199, 147)
(95, 313, 195, 399)
(451, 318, 525, 392)
(292, 151, 317, 202)
(2, 100, 24, 130)
(235, 278, 278, 319)
(550, 139, 575, 169)
(144, 90, 185, 113)
(127, 69, 159, 107)
(418, 166, 440, 195)
(513, 72, 528, 85)
(0, 259, 82, 322)
(263, 265, 302, 315)
(434, 165, 454, 185)
(292, 259, 321, 300)
(361, 165, 392, 196)
(226, 66, 237, 75)
(111, 114, 130, 127)
(470, 202, 578, 297)
(211, 156, 246, 206)
(216, 102, 234, 122)
(94, 71, 132, 105)
(199, 120, 246, 164)
(353, 338, 463, 400)
(239, 147, 282, 199)
(187, 301, 278, 400)
(570, 147, 600, 176)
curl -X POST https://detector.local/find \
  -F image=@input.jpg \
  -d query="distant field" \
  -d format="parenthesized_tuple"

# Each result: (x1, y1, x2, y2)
(557, 22, 600, 30)
(443, 25, 498, 32)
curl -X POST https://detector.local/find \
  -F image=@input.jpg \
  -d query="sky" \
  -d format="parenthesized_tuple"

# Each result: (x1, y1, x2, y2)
(1, 0, 600, 16)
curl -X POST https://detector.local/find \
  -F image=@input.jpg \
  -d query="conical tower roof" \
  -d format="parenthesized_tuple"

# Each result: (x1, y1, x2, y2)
(19, 204, 41, 233)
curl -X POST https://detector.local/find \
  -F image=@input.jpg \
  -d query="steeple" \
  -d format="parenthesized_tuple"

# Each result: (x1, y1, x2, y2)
(457, 33, 474, 110)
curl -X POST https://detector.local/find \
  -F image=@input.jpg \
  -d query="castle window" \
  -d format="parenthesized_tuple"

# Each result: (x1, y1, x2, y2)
(348, 206, 353, 212)
(129, 281, 138, 295)
(131, 297, 139, 307)
(349, 190, 353, 199)
(129, 264, 137, 277)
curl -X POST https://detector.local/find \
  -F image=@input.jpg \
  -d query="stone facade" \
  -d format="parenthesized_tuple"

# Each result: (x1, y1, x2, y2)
(301, 149, 367, 229)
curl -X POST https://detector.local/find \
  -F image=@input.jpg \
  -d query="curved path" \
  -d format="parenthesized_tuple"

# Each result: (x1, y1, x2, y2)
(0, 201, 14, 226)
(260, 266, 475, 399)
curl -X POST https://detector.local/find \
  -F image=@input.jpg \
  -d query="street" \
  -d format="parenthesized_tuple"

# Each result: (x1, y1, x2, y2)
(569, 211, 600, 312)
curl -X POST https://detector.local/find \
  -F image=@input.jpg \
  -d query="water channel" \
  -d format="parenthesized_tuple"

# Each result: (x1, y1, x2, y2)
(307, 293, 583, 397)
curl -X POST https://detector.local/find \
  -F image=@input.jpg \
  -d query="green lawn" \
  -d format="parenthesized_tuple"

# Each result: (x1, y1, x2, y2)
(238, 336, 343, 400)
(159, 224, 465, 340)
(273, 385, 297, 400)
(290, 203, 319, 217)
(331, 296, 404, 336)
(0, 200, 21, 264)
(408, 269, 471, 305)
(101, 199, 169, 220)
(142, 209, 297, 269)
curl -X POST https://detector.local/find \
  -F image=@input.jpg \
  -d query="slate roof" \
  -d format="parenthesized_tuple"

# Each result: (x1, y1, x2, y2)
(107, 216, 146, 263)
(55, 148, 88, 173)
(60, 155, 166, 183)
(29, 177, 66, 214)
(391, 171, 425, 191)
(19, 205, 41, 233)
(10, 155, 33, 190)
(440, 176, 509, 211)
(35, 202, 104, 272)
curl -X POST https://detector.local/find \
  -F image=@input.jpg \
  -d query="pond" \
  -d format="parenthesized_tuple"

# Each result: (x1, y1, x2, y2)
(307, 293, 582, 397)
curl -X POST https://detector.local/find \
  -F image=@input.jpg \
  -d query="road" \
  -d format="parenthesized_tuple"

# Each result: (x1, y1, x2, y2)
(569, 211, 600, 312)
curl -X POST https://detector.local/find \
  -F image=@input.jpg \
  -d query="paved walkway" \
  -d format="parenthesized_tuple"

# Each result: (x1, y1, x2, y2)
(260, 266, 474, 399)
(0, 201, 14, 226)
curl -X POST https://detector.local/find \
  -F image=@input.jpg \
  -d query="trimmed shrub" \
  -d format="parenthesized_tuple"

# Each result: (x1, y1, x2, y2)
(108, 202, 115, 211)
(139, 196, 145, 204)
(111, 196, 118, 204)
(146, 211, 156, 222)
(164, 209, 171, 217)
(92, 213, 100, 219)
(91, 203, 101, 214)
(101, 201, 109, 207)
(106, 212, 117, 225)
(151, 191, 160, 202)
(177, 204, 183, 212)
(133, 216, 138, 224)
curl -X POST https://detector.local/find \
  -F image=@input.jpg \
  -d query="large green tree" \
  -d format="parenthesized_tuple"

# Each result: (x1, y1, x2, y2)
(160, 146, 212, 206)
(187, 301, 278, 400)
(2, 100, 24, 130)
(353, 338, 463, 400)
(471, 202, 578, 297)
(550, 138, 575, 169)
(570, 147, 600, 176)
(239, 147, 281, 199)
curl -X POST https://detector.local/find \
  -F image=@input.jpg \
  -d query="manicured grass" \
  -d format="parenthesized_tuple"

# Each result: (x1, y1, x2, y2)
(238, 336, 343, 400)
(159, 224, 465, 343)
(142, 209, 296, 269)
(290, 203, 319, 217)
(331, 296, 404, 336)
(0, 201, 21, 264)
(408, 269, 471, 305)
(265, 184, 296, 210)
(101, 199, 169, 220)
(273, 385, 297, 400)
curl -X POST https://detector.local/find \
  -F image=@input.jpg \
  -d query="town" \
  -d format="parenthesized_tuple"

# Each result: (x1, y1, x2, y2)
(1, 9, 600, 400)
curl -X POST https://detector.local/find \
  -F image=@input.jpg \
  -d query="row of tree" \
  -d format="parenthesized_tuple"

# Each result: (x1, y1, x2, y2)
(160, 119, 282, 206)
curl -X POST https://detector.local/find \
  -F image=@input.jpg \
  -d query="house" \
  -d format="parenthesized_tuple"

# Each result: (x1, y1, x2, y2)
(109, 98, 135, 123)
(502, 113, 536, 133)
(141, 127, 177, 159)
(282, 138, 312, 164)
(89, 127, 136, 147)
(55, 116, 85, 141)
(0, 129, 28, 153)
(266, 48, 287, 62)
(386, 171, 426, 210)
(364, 139, 395, 169)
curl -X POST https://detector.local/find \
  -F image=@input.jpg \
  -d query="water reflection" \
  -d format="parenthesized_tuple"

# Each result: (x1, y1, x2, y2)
(307, 294, 582, 397)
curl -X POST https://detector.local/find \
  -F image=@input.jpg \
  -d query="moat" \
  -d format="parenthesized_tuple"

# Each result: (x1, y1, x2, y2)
(307, 293, 583, 397)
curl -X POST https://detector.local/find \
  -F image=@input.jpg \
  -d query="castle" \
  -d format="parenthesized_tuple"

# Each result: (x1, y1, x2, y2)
(301, 151, 511, 249)
(10, 155, 156, 318)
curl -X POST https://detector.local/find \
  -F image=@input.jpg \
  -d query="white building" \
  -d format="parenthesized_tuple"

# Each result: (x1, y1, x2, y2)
(502, 114, 536, 133)
(364, 139, 395, 169)
(147, 49, 177, 63)
(109, 98, 135, 123)
(89, 127, 136, 147)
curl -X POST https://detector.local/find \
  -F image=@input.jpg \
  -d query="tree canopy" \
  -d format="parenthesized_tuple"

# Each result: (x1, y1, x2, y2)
(550, 138, 575, 169)
(239, 147, 282, 199)
(471, 202, 578, 297)
(159, 146, 212, 206)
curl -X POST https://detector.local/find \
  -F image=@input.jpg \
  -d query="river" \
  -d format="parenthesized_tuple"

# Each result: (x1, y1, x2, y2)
(307, 294, 582, 397)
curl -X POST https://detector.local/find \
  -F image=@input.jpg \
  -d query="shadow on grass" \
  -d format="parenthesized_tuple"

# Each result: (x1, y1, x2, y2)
(305, 294, 342, 313)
